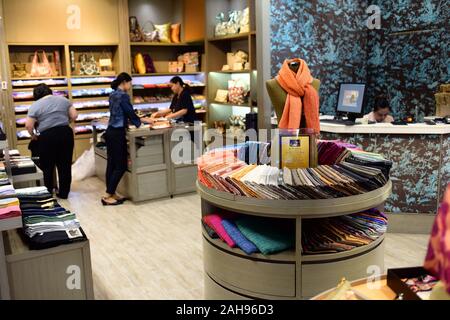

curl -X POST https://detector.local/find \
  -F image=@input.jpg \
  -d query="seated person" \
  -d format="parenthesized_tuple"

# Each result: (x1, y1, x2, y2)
(364, 95, 394, 123)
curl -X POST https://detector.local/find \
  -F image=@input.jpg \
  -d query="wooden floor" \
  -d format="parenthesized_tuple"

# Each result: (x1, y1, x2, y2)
(60, 177, 430, 300)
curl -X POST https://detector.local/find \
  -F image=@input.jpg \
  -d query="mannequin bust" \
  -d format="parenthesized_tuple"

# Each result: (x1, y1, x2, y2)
(266, 62, 320, 125)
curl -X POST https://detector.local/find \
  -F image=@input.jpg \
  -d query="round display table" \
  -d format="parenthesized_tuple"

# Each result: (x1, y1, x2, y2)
(198, 180, 392, 300)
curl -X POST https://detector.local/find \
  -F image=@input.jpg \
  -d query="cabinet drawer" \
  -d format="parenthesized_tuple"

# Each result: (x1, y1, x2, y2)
(174, 166, 197, 194)
(301, 241, 384, 298)
(137, 171, 168, 198)
(203, 237, 295, 297)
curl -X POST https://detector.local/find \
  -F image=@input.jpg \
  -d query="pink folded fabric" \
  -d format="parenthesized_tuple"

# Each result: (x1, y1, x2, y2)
(203, 214, 236, 248)
(0, 205, 22, 219)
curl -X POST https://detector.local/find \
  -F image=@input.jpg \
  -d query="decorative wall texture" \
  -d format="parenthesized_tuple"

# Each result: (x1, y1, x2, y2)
(270, 0, 449, 119)
(367, 0, 449, 120)
(270, 0, 368, 115)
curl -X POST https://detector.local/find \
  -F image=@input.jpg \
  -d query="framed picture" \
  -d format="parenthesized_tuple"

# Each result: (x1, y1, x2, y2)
(278, 129, 317, 169)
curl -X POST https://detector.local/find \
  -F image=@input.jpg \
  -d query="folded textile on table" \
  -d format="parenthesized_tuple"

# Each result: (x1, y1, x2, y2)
(0, 197, 22, 220)
(202, 214, 236, 248)
(16, 186, 87, 250)
(27, 227, 87, 250)
(202, 220, 219, 239)
(221, 219, 259, 255)
(235, 216, 295, 255)
(0, 184, 16, 199)
(302, 208, 387, 255)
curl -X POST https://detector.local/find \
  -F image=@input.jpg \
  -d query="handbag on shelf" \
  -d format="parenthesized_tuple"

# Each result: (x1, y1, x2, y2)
(142, 21, 160, 42)
(129, 16, 143, 42)
(142, 54, 156, 73)
(79, 53, 100, 76)
(99, 51, 114, 76)
(215, 13, 227, 37)
(134, 53, 146, 74)
(228, 79, 248, 105)
(168, 61, 184, 73)
(215, 89, 229, 103)
(239, 7, 250, 33)
(227, 50, 249, 71)
(171, 23, 181, 43)
(30, 51, 53, 77)
(12, 62, 27, 78)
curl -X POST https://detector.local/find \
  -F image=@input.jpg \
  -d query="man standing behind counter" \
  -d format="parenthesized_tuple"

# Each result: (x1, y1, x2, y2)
(363, 95, 394, 123)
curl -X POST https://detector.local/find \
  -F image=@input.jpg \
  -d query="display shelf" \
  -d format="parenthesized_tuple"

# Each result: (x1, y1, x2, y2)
(11, 76, 67, 81)
(12, 168, 43, 184)
(202, 229, 295, 262)
(208, 33, 251, 42)
(198, 180, 392, 219)
(301, 234, 385, 262)
(132, 72, 204, 77)
(209, 70, 251, 74)
(211, 102, 249, 107)
(12, 86, 69, 92)
(0, 216, 22, 232)
(130, 41, 204, 47)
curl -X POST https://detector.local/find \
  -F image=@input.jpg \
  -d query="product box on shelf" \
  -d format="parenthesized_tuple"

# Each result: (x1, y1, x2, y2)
(387, 267, 439, 300)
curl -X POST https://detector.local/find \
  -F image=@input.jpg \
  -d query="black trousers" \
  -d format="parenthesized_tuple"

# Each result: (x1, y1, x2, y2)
(38, 125, 74, 198)
(105, 126, 127, 195)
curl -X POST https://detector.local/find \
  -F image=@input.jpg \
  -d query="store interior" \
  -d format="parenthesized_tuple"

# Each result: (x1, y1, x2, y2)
(0, 0, 449, 300)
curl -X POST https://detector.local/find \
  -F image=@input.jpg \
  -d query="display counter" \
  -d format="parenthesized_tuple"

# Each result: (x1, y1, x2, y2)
(199, 181, 392, 299)
(93, 124, 202, 202)
(320, 120, 450, 215)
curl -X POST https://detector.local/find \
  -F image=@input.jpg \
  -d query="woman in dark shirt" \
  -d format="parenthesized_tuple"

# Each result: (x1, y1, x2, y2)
(151, 76, 196, 123)
(102, 73, 153, 206)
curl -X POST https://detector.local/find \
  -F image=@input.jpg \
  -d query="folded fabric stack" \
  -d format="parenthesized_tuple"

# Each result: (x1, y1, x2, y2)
(317, 140, 358, 165)
(318, 140, 392, 178)
(198, 153, 387, 200)
(0, 184, 16, 199)
(8, 156, 37, 175)
(198, 140, 391, 200)
(202, 213, 295, 255)
(0, 197, 21, 220)
(16, 187, 86, 250)
(302, 208, 388, 254)
(0, 171, 9, 186)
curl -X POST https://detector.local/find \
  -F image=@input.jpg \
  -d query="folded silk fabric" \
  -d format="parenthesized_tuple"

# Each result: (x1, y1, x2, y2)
(202, 220, 219, 239)
(221, 219, 259, 255)
(202, 214, 236, 248)
(235, 217, 295, 255)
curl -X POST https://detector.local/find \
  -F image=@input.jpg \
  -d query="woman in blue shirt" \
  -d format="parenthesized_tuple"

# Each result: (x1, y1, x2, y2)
(102, 73, 153, 205)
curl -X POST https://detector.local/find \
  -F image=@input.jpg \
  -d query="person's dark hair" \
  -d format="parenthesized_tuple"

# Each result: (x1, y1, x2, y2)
(111, 72, 132, 90)
(33, 83, 53, 101)
(374, 95, 390, 112)
(170, 76, 190, 91)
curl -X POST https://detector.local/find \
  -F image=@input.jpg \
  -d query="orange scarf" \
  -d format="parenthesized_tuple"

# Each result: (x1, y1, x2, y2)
(276, 59, 320, 133)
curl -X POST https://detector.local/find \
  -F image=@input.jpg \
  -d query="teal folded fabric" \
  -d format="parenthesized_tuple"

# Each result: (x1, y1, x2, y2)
(235, 217, 295, 255)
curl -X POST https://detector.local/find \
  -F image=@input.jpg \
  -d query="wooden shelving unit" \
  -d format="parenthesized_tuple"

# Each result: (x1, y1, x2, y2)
(5, 43, 119, 159)
(205, 0, 258, 130)
(127, 0, 207, 122)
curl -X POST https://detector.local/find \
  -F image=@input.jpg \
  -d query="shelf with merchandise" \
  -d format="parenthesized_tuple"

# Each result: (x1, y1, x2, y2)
(70, 76, 116, 86)
(11, 78, 68, 88)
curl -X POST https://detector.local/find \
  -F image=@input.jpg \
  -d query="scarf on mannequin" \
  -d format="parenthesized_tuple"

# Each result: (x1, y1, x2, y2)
(276, 58, 320, 133)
